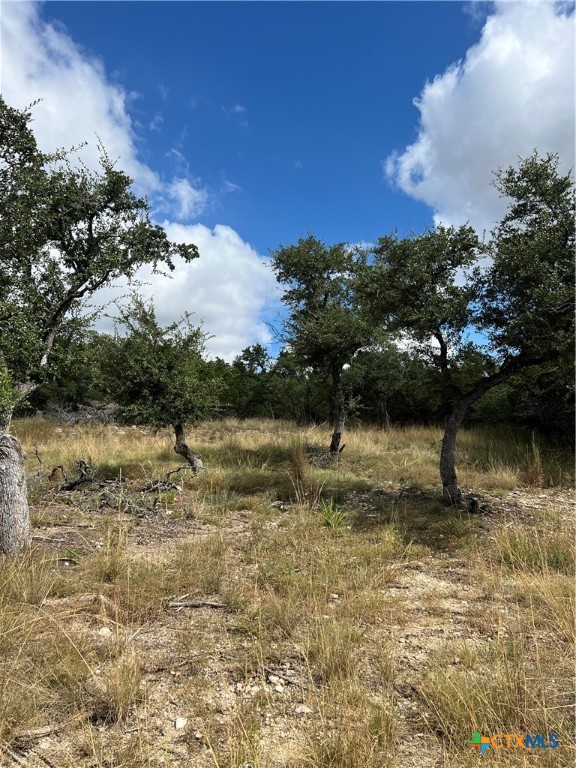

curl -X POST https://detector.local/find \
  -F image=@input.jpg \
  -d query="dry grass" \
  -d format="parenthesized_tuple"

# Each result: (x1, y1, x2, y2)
(0, 417, 573, 766)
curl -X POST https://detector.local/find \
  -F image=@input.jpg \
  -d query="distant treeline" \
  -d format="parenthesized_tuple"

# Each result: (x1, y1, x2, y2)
(23, 334, 574, 444)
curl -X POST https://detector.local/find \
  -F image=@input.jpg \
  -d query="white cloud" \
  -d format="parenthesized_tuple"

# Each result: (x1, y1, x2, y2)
(166, 178, 209, 220)
(385, 0, 575, 234)
(1, 1, 276, 360)
(1, 1, 208, 221)
(223, 177, 242, 193)
(222, 102, 248, 126)
(97, 224, 278, 361)
(0, 0, 160, 196)
(156, 223, 277, 361)
(149, 111, 164, 133)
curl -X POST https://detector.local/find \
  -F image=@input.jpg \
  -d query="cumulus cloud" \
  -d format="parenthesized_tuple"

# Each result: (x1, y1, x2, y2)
(1, 2, 209, 218)
(385, 0, 575, 233)
(98, 224, 278, 361)
(155, 223, 277, 360)
(1, 1, 276, 360)
(0, 0, 160, 195)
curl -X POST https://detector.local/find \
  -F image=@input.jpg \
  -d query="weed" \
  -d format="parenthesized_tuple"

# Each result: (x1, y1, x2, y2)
(418, 636, 572, 746)
(90, 649, 142, 723)
(526, 432, 546, 487)
(207, 707, 263, 768)
(300, 687, 396, 767)
(84, 520, 129, 583)
(318, 499, 346, 529)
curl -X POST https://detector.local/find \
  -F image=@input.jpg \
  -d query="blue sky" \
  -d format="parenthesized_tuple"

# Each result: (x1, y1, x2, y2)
(43, 1, 482, 250)
(1, 1, 574, 359)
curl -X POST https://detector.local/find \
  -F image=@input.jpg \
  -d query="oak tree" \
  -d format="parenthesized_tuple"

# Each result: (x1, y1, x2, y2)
(105, 296, 222, 471)
(0, 97, 198, 553)
(270, 235, 372, 453)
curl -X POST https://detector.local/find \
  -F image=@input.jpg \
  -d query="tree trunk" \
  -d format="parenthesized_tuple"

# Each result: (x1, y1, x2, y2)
(329, 368, 345, 454)
(173, 423, 205, 473)
(0, 433, 30, 554)
(439, 399, 470, 504)
(439, 362, 526, 504)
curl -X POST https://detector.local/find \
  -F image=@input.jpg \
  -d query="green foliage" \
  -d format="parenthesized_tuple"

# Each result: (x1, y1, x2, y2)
(271, 235, 372, 374)
(319, 500, 346, 529)
(361, 225, 484, 405)
(271, 235, 374, 449)
(229, 344, 274, 418)
(105, 296, 222, 429)
(479, 152, 574, 364)
(0, 96, 197, 411)
(0, 369, 16, 416)
(343, 345, 440, 426)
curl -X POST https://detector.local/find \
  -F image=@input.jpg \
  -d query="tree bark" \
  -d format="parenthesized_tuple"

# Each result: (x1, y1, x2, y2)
(439, 398, 470, 504)
(329, 368, 345, 454)
(439, 356, 543, 504)
(0, 433, 30, 554)
(173, 423, 205, 473)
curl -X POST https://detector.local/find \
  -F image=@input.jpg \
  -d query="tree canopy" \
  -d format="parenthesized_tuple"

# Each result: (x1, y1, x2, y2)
(0, 96, 198, 425)
(106, 296, 222, 432)
(0, 96, 200, 553)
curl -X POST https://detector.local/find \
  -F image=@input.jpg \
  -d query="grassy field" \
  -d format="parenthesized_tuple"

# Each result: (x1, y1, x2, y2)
(1, 417, 574, 767)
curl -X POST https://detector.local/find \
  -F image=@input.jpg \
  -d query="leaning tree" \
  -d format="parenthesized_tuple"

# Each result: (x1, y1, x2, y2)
(362, 153, 574, 504)
(0, 97, 198, 553)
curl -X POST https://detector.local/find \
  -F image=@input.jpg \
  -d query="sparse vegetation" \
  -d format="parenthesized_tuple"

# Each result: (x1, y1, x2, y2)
(0, 417, 572, 766)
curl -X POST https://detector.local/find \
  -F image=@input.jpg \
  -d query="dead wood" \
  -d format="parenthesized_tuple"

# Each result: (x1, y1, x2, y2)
(58, 459, 94, 491)
(12, 710, 91, 747)
(166, 593, 227, 610)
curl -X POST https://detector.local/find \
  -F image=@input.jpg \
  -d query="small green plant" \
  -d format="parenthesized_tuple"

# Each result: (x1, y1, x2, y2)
(319, 499, 345, 529)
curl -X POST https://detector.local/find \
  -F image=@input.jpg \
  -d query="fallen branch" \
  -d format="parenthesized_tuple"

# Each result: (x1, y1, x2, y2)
(166, 593, 227, 611)
(12, 710, 91, 746)
(0, 744, 27, 766)
(58, 459, 94, 491)
(140, 480, 182, 493)
(145, 654, 206, 674)
(167, 465, 191, 479)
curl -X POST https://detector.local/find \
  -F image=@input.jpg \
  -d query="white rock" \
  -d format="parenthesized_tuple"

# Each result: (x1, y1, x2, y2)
(295, 704, 312, 715)
(274, 683, 284, 693)
(174, 717, 188, 730)
(267, 674, 281, 685)
(97, 626, 112, 637)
